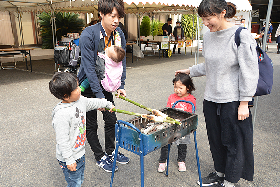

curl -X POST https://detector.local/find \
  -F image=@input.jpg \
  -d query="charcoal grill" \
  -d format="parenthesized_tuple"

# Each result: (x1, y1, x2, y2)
(110, 100, 202, 187)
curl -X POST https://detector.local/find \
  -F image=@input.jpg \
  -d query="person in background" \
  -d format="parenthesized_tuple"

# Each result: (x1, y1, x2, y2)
(162, 18, 173, 57)
(275, 24, 280, 54)
(162, 18, 173, 36)
(240, 18, 246, 27)
(173, 21, 184, 54)
(261, 21, 273, 47)
(176, 0, 258, 186)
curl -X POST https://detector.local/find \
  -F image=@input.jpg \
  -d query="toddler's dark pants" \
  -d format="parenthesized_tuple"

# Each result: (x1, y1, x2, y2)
(159, 144, 187, 163)
(203, 100, 254, 183)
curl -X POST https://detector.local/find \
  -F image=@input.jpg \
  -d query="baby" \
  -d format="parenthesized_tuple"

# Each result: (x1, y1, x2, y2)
(80, 45, 125, 92)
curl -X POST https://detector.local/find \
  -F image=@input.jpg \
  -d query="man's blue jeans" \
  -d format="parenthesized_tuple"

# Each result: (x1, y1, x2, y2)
(58, 155, 85, 187)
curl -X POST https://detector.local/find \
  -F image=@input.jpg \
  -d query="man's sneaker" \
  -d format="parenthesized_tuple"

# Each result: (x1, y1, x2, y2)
(157, 163, 166, 173)
(178, 162, 186, 172)
(96, 155, 118, 173)
(197, 172, 225, 186)
(112, 151, 130, 164)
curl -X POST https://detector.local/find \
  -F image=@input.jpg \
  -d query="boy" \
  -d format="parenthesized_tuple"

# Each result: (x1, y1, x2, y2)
(80, 45, 125, 93)
(49, 72, 114, 186)
(78, 0, 129, 173)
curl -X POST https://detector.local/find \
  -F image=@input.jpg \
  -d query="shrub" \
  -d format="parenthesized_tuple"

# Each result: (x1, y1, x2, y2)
(38, 12, 85, 49)
(140, 16, 151, 37)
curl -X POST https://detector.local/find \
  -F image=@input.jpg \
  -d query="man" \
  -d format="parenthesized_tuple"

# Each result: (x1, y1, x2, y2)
(173, 21, 184, 54)
(162, 18, 173, 36)
(162, 18, 173, 57)
(240, 18, 246, 27)
(78, 0, 129, 173)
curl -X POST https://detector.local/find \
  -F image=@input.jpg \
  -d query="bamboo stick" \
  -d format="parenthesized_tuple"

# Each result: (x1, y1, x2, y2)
(114, 95, 181, 125)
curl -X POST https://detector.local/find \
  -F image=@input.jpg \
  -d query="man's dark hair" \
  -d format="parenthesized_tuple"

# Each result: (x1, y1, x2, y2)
(111, 46, 125, 62)
(49, 72, 78, 100)
(167, 18, 172, 22)
(173, 73, 195, 94)
(98, 0, 124, 18)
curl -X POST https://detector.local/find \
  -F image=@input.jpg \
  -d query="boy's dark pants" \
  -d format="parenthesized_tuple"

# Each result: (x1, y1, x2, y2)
(159, 144, 187, 163)
(203, 100, 254, 183)
(82, 87, 116, 161)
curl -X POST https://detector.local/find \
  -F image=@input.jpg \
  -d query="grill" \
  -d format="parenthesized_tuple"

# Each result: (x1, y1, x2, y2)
(110, 100, 202, 187)
(116, 107, 197, 156)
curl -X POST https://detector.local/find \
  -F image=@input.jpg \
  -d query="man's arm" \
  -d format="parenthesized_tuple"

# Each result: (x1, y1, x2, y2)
(79, 28, 105, 98)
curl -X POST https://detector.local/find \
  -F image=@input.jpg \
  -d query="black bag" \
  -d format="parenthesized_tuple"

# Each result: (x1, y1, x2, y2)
(235, 27, 273, 106)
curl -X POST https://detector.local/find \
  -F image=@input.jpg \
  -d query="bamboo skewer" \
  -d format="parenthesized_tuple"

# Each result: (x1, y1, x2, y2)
(115, 95, 181, 125)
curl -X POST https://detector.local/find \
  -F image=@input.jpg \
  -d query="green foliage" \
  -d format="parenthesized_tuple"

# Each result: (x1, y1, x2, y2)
(150, 19, 164, 37)
(181, 14, 203, 39)
(38, 12, 85, 49)
(140, 16, 151, 37)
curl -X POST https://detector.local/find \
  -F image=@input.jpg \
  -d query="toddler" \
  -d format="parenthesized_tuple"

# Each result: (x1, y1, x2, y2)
(158, 73, 196, 172)
(49, 72, 114, 186)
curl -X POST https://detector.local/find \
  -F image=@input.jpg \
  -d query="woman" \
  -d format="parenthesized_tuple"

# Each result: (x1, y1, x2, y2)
(176, 0, 258, 186)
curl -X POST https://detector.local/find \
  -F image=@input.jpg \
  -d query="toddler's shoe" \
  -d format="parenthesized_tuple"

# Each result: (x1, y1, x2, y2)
(178, 161, 186, 172)
(158, 162, 166, 173)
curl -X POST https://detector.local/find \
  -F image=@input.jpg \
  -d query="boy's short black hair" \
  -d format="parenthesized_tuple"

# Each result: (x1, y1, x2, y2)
(167, 18, 172, 22)
(98, 0, 124, 18)
(49, 72, 78, 100)
(173, 73, 195, 94)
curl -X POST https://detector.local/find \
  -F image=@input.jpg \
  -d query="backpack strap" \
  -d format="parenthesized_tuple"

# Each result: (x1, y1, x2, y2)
(235, 27, 246, 47)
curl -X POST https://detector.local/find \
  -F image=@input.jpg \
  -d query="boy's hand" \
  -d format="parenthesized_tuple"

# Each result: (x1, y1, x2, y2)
(238, 101, 249, 121)
(108, 105, 115, 113)
(67, 162, 77, 171)
(116, 89, 126, 98)
(175, 69, 190, 75)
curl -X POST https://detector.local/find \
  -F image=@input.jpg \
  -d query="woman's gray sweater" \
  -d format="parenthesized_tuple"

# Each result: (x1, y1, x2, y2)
(190, 26, 259, 103)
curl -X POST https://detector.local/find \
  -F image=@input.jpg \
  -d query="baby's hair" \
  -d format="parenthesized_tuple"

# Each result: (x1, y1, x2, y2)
(173, 73, 195, 94)
(198, 0, 236, 19)
(111, 45, 125, 62)
(49, 72, 78, 100)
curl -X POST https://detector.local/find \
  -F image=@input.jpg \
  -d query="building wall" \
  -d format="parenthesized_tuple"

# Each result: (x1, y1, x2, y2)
(0, 11, 14, 45)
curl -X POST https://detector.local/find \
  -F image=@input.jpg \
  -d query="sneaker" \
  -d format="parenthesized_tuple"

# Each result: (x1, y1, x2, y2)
(211, 181, 235, 187)
(96, 155, 118, 173)
(178, 162, 186, 172)
(158, 163, 166, 173)
(197, 172, 225, 186)
(112, 151, 130, 164)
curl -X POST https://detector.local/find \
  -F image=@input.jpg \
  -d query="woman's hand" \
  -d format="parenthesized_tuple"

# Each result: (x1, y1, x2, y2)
(175, 69, 190, 75)
(238, 101, 250, 121)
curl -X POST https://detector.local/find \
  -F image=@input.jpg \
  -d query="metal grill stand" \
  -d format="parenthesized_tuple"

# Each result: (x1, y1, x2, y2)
(110, 100, 202, 187)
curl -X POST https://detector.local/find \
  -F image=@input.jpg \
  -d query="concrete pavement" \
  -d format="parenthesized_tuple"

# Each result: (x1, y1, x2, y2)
(0, 45, 279, 187)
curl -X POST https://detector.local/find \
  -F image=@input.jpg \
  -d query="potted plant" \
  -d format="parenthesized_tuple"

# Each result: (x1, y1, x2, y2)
(140, 16, 151, 40)
(38, 12, 85, 49)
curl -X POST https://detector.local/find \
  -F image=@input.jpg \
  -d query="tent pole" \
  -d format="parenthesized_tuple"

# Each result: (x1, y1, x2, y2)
(262, 0, 273, 52)
(253, 0, 273, 127)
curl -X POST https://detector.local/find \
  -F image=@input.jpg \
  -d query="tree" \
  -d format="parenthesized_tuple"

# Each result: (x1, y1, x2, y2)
(150, 19, 164, 37)
(140, 16, 151, 37)
(38, 12, 85, 49)
(181, 14, 203, 40)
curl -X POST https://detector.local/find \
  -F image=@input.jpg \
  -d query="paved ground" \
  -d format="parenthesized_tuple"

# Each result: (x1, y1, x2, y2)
(0, 45, 279, 187)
